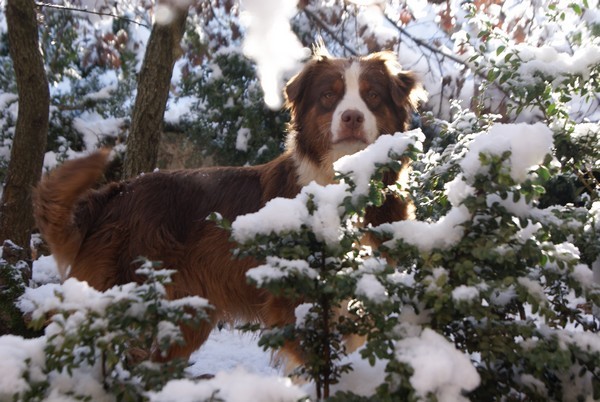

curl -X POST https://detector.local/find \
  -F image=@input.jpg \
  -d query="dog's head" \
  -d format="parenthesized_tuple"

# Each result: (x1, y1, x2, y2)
(284, 49, 426, 182)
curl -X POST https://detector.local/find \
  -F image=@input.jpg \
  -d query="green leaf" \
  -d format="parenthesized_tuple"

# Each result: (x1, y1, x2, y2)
(487, 69, 499, 81)
(569, 3, 583, 14)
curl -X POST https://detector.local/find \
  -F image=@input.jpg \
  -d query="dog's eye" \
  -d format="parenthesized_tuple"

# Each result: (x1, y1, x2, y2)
(322, 91, 336, 100)
(320, 91, 338, 109)
(367, 90, 379, 100)
(364, 90, 382, 108)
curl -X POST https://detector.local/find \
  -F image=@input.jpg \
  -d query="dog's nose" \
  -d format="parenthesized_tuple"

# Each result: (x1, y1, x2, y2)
(341, 109, 364, 130)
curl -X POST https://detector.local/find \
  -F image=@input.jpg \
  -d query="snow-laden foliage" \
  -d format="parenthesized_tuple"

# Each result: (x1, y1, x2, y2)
(373, 122, 599, 400)
(3, 264, 211, 402)
(221, 123, 599, 400)
(218, 131, 424, 400)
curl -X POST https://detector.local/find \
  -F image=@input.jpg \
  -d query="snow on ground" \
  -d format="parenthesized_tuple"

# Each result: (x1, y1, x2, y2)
(187, 328, 280, 378)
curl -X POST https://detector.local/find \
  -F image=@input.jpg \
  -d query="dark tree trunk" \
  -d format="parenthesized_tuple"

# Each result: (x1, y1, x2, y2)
(123, 6, 189, 178)
(0, 0, 49, 259)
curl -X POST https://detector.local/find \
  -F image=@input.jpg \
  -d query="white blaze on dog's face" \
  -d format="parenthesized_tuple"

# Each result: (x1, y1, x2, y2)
(330, 61, 379, 149)
(285, 51, 425, 186)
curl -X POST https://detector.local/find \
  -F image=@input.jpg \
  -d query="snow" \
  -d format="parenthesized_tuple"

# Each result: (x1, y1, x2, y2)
(154, 4, 177, 25)
(378, 204, 470, 253)
(334, 129, 424, 196)
(394, 328, 480, 401)
(486, 192, 533, 217)
(355, 273, 387, 303)
(235, 127, 251, 151)
(83, 70, 119, 101)
(148, 367, 306, 402)
(460, 123, 554, 183)
(32, 255, 62, 285)
(355, 5, 399, 47)
(72, 111, 124, 150)
(240, 0, 309, 109)
(295, 303, 314, 327)
(517, 277, 547, 304)
(571, 263, 594, 290)
(165, 95, 196, 124)
(515, 219, 543, 243)
(452, 285, 479, 302)
(0, 335, 46, 398)
(231, 196, 311, 241)
(44, 369, 112, 402)
(247, 256, 318, 286)
(188, 329, 279, 377)
(515, 44, 600, 82)
(0, 92, 18, 109)
(329, 347, 387, 396)
(232, 181, 350, 247)
(490, 286, 517, 307)
(444, 174, 475, 206)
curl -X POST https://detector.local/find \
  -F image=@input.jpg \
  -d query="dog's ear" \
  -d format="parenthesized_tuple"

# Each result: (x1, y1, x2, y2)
(284, 61, 320, 109)
(285, 42, 332, 108)
(369, 51, 427, 112)
(284, 65, 310, 107)
(390, 70, 427, 112)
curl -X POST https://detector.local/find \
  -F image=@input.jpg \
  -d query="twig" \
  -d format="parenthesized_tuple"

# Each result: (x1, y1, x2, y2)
(577, 169, 600, 200)
(383, 13, 512, 98)
(303, 7, 358, 56)
(35, 2, 150, 28)
(384, 14, 465, 65)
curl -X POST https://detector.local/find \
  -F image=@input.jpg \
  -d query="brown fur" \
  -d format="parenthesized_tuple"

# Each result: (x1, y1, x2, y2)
(33, 51, 423, 364)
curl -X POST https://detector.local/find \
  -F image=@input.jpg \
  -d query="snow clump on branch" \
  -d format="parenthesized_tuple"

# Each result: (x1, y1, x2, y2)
(240, 0, 309, 109)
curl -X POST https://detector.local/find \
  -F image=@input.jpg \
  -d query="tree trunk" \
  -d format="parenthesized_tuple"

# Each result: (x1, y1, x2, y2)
(123, 6, 189, 178)
(0, 0, 49, 259)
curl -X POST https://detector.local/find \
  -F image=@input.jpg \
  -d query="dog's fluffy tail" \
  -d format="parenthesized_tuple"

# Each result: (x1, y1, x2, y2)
(33, 149, 111, 279)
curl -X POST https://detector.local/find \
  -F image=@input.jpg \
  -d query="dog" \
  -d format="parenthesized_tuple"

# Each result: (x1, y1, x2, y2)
(33, 49, 425, 365)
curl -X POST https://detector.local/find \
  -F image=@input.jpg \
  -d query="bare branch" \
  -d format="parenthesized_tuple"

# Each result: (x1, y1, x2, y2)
(302, 7, 357, 56)
(382, 13, 512, 98)
(35, 2, 150, 28)
(383, 14, 465, 65)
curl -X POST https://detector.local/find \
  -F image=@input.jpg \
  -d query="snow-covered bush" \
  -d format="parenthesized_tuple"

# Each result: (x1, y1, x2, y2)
(0, 243, 41, 338)
(220, 119, 599, 400)
(375, 123, 599, 400)
(218, 131, 422, 399)
(4, 264, 211, 401)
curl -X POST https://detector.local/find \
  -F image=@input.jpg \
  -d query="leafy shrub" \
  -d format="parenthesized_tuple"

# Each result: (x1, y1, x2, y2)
(0, 242, 41, 338)
(8, 263, 210, 402)
(216, 131, 423, 399)
(220, 119, 599, 400)
(178, 52, 289, 167)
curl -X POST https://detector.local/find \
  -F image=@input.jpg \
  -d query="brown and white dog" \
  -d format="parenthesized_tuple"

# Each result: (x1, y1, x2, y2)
(33, 49, 424, 364)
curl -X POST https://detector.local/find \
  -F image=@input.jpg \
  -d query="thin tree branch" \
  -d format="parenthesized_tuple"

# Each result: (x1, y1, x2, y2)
(384, 14, 465, 65)
(35, 2, 150, 28)
(383, 13, 512, 98)
(303, 7, 357, 56)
